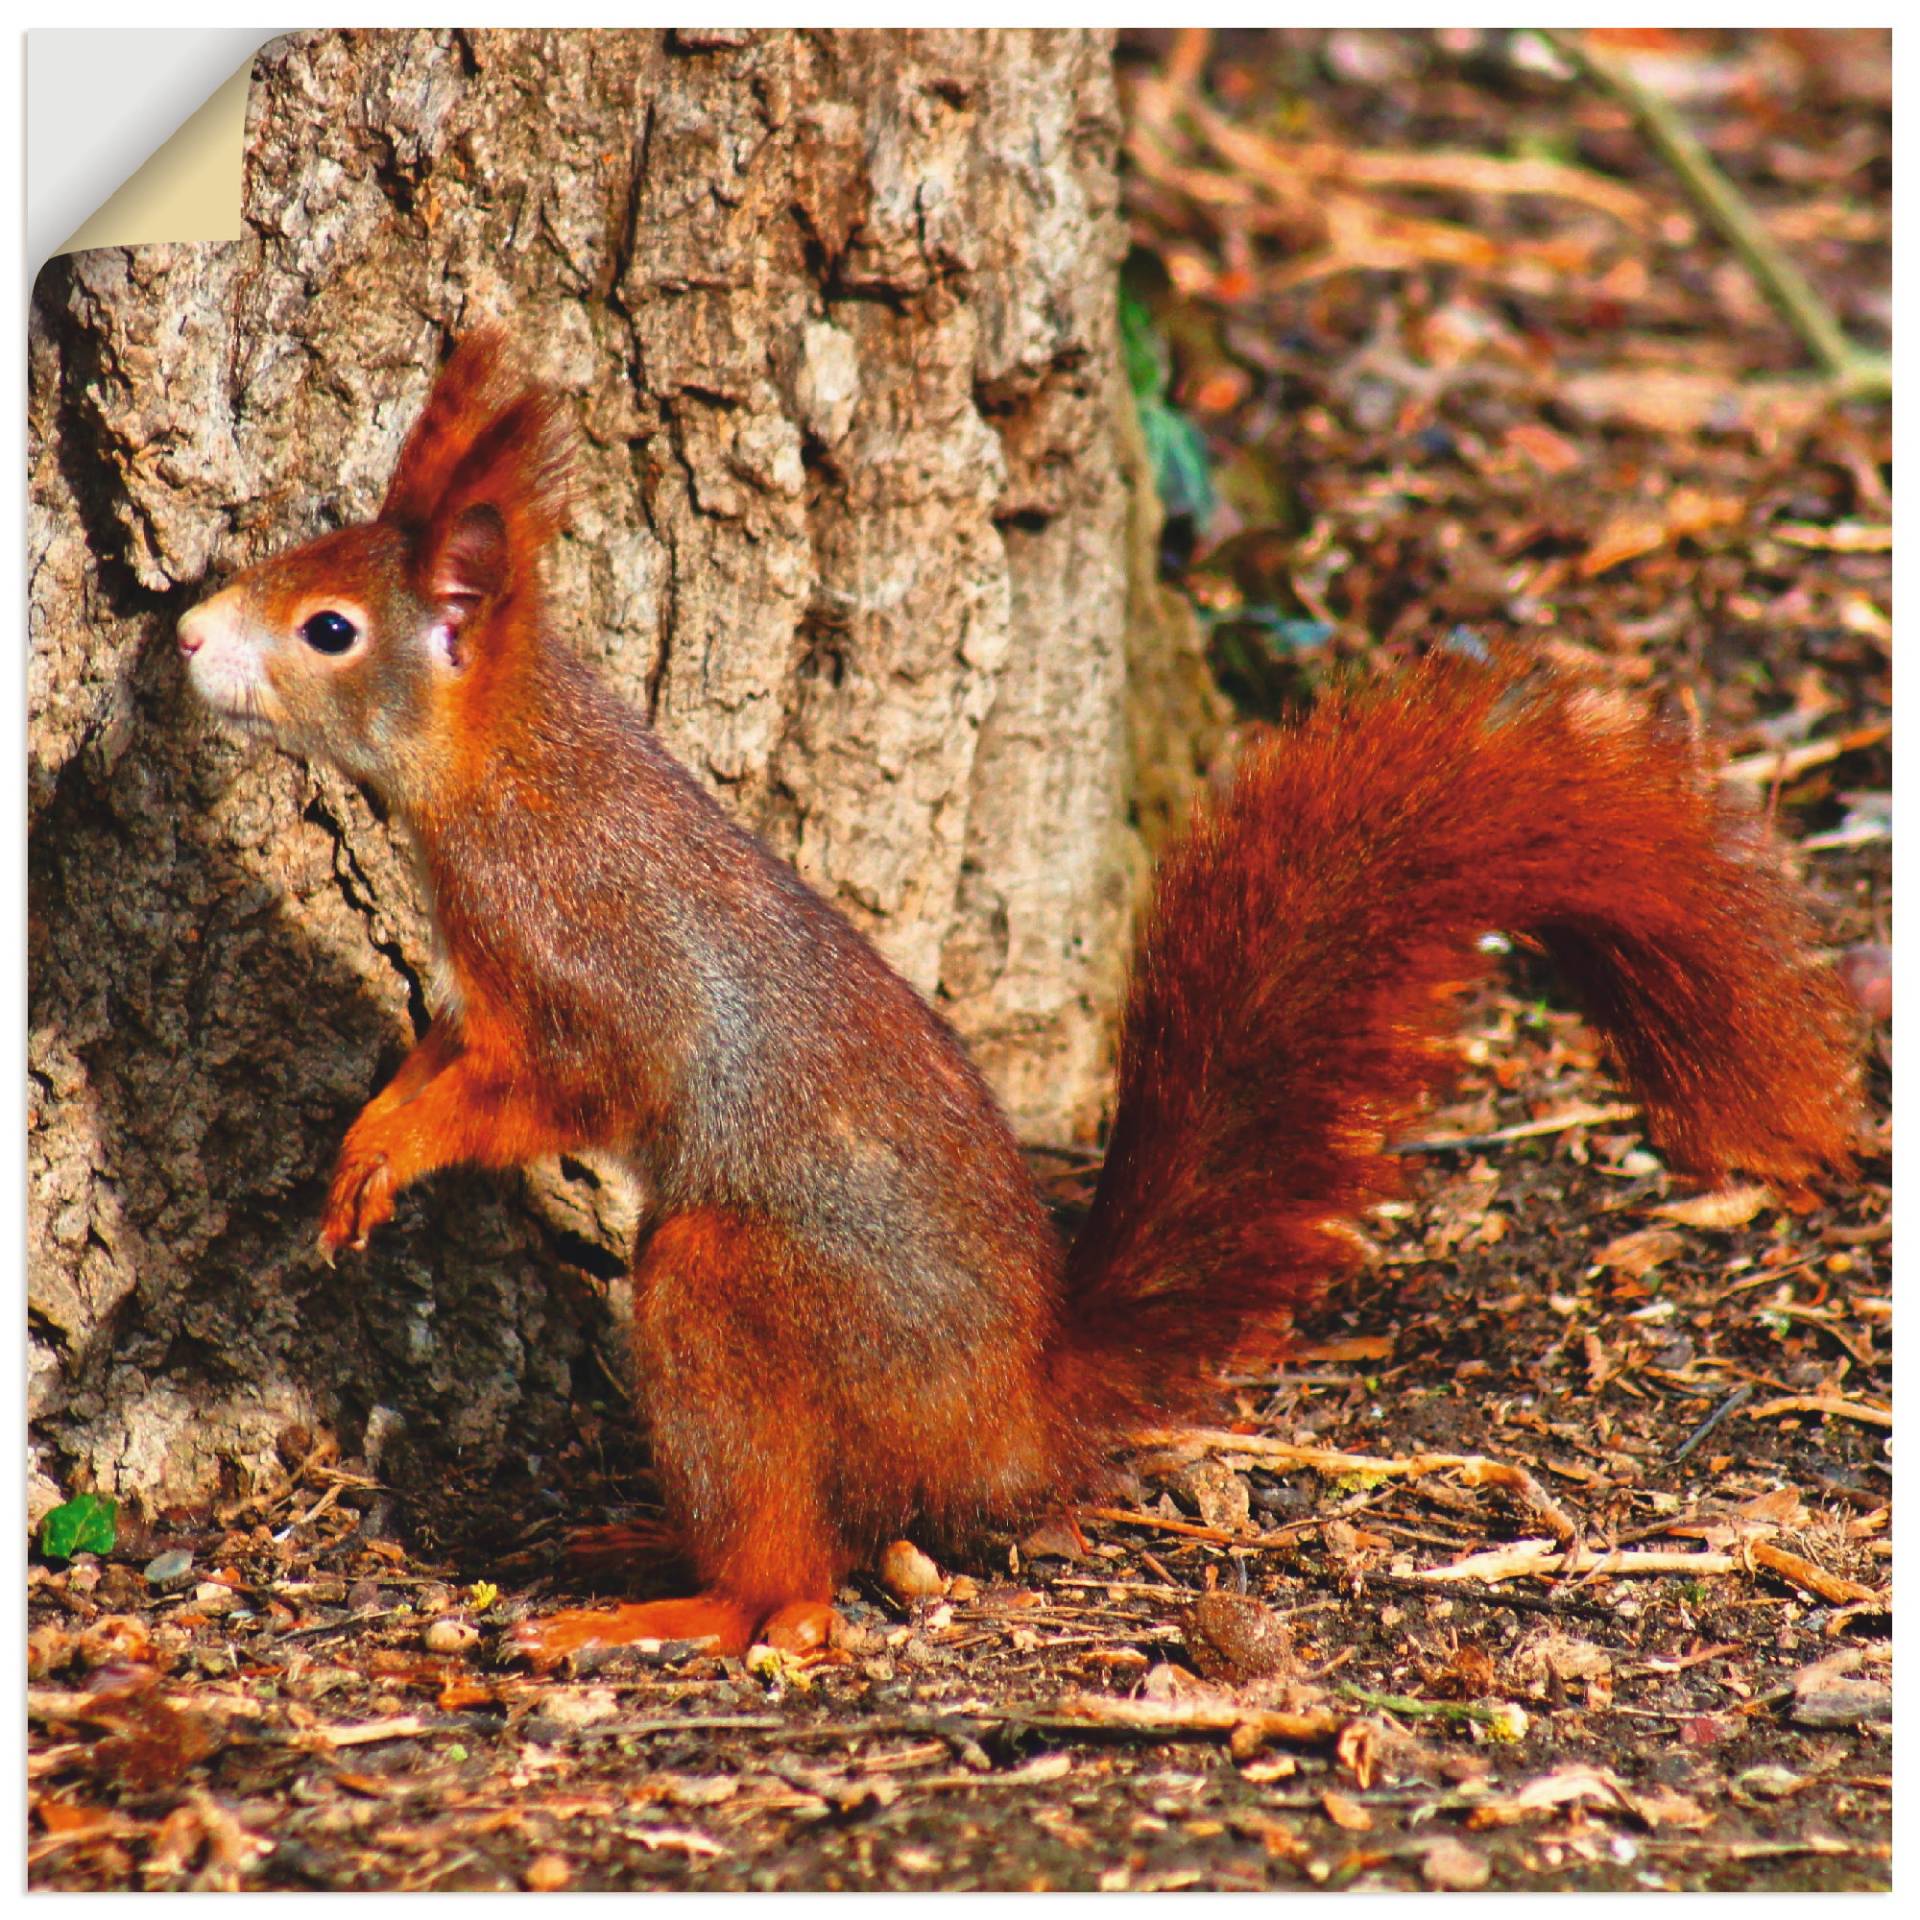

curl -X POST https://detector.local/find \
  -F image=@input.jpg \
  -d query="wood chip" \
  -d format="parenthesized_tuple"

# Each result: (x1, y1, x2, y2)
(1651, 1185, 1772, 1230)
(1321, 1790, 1373, 1831)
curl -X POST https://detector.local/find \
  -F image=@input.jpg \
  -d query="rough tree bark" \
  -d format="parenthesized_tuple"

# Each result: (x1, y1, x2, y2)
(27, 27, 1221, 1521)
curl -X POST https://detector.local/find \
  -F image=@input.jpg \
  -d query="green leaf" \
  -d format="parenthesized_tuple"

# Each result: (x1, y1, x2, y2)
(1118, 286, 1168, 404)
(1139, 398, 1217, 528)
(1120, 284, 1217, 533)
(39, 1492, 118, 1560)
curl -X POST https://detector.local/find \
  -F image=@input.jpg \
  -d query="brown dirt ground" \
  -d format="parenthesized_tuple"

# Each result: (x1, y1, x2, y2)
(29, 28, 1889, 1892)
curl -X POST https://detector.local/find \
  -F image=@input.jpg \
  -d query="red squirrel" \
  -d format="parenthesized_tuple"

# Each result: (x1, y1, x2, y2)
(177, 329, 1860, 1661)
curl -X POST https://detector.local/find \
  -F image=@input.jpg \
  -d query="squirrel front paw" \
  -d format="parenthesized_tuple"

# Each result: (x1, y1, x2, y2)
(320, 1148, 396, 1255)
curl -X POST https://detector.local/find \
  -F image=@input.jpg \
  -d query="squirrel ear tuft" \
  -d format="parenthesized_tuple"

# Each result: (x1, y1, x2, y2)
(380, 327, 576, 602)
(381, 329, 520, 526)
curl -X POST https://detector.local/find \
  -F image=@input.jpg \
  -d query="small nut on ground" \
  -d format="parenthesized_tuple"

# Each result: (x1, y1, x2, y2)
(879, 1539, 944, 1603)
(423, 1618, 480, 1655)
(524, 1853, 571, 1891)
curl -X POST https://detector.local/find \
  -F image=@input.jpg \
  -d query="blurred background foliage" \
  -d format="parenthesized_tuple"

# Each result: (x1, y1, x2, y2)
(1114, 28, 1890, 749)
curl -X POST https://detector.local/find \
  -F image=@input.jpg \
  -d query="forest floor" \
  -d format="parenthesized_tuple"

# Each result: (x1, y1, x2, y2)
(28, 28, 1891, 1893)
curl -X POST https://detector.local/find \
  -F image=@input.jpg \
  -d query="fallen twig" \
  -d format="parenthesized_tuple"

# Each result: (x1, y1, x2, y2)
(1186, 98, 1654, 230)
(1669, 1383, 1755, 1463)
(522, 1714, 789, 1742)
(1770, 522, 1891, 553)
(1745, 1394, 1891, 1430)
(287, 1714, 447, 1751)
(1032, 1690, 1341, 1748)
(1644, 1837, 1880, 1863)
(1746, 1541, 1884, 1610)
(1084, 1505, 1311, 1550)
(1393, 1100, 1638, 1155)
(1718, 723, 1891, 787)
(274, 1605, 414, 1644)
(1349, 1571, 1617, 1621)
(1335, 1684, 1524, 1733)
(1801, 820, 1892, 854)
(1421, 1540, 1738, 1584)
(1123, 1436, 1577, 1549)
(1537, 29, 1890, 398)
(1136, 1430, 1565, 1529)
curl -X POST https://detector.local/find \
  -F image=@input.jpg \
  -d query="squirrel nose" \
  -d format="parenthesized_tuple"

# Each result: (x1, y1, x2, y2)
(178, 592, 239, 658)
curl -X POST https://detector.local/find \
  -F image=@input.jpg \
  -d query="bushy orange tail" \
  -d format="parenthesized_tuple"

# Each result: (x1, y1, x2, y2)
(1057, 647, 1859, 1430)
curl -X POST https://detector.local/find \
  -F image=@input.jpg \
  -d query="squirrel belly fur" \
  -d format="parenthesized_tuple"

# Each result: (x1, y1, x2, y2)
(177, 330, 1861, 1659)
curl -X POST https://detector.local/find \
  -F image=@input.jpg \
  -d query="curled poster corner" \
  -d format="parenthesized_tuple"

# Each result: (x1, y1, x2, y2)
(29, 30, 282, 272)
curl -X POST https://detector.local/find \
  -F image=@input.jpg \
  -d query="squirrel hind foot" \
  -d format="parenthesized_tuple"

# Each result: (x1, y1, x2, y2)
(508, 1592, 838, 1667)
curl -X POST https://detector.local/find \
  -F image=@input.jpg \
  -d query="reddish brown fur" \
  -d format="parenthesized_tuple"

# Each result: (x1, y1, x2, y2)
(381, 328, 576, 552)
(1054, 654, 1861, 1444)
(182, 333, 1862, 1660)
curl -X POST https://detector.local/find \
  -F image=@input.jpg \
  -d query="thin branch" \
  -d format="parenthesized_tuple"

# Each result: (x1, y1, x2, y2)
(1393, 1099, 1639, 1156)
(1536, 29, 1890, 400)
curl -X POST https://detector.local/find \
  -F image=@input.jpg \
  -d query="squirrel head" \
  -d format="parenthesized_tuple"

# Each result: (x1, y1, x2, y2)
(177, 328, 576, 807)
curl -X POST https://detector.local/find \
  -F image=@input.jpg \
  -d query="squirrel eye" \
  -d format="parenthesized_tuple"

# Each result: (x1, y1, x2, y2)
(299, 610, 360, 655)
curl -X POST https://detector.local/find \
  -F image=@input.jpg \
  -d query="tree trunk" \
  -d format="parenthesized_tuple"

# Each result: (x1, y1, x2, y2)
(27, 27, 1220, 1521)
